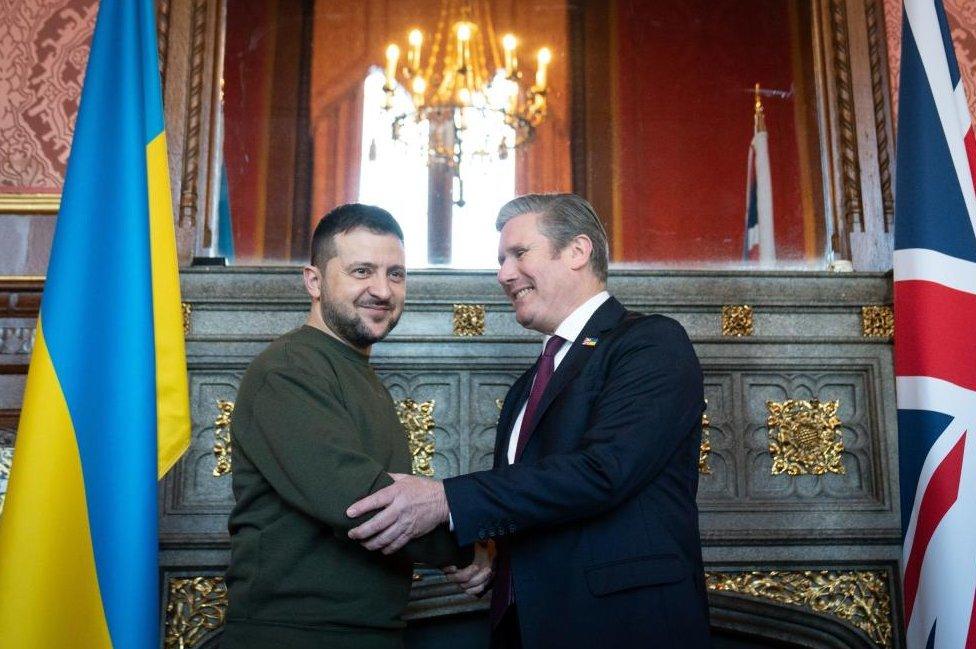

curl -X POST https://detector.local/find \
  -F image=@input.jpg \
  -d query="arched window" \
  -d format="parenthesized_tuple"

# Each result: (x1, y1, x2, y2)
(359, 68, 514, 268)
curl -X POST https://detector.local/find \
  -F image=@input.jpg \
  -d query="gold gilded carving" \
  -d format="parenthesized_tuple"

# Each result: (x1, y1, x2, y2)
(706, 570, 892, 648)
(182, 302, 192, 335)
(396, 399, 436, 477)
(164, 576, 228, 649)
(213, 400, 234, 477)
(699, 403, 712, 475)
(767, 399, 845, 476)
(453, 304, 486, 336)
(0, 447, 13, 515)
(721, 305, 753, 337)
(861, 306, 893, 339)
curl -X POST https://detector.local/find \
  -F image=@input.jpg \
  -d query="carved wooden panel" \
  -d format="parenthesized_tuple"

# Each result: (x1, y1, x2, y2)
(469, 372, 523, 472)
(383, 372, 462, 479)
(379, 369, 524, 477)
(743, 371, 878, 504)
(165, 372, 241, 517)
(697, 376, 737, 501)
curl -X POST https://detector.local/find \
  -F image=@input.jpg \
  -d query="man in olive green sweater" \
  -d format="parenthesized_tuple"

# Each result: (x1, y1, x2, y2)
(223, 204, 482, 649)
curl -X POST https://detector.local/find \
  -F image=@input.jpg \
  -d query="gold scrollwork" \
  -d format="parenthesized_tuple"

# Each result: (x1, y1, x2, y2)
(767, 399, 844, 476)
(182, 302, 192, 335)
(699, 403, 712, 475)
(706, 570, 892, 648)
(721, 305, 754, 337)
(213, 400, 234, 477)
(396, 399, 436, 477)
(453, 304, 486, 336)
(861, 306, 893, 339)
(164, 576, 228, 649)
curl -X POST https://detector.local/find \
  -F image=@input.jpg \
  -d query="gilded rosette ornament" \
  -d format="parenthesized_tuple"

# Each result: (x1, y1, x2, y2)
(165, 577, 228, 649)
(396, 398, 436, 477)
(861, 305, 893, 338)
(767, 399, 845, 475)
(212, 400, 234, 477)
(706, 570, 892, 648)
(699, 405, 712, 475)
(721, 305, 754, 336)
(453, 304, 486, 336)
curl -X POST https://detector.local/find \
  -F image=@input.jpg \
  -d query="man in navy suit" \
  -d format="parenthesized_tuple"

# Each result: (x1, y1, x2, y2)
(348, 193, 711, 648)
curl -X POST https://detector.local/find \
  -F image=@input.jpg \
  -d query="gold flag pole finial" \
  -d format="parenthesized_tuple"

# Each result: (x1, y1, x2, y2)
(754, 82, 766, 132)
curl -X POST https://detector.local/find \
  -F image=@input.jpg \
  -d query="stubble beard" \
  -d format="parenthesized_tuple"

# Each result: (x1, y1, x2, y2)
(320, 295, 401, 350)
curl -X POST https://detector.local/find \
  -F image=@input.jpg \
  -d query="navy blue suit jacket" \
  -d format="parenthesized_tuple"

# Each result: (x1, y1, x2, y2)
(443, 297, 711, 648)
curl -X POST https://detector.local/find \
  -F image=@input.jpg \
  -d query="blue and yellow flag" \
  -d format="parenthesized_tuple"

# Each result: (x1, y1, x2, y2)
(0, 0, 190, 646)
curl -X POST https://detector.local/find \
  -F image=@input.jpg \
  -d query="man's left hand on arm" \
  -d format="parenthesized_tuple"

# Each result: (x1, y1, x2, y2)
(346, 473, 451, 554)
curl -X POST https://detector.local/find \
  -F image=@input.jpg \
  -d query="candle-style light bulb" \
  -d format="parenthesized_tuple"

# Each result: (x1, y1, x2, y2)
(456, 23, 471, 70)
(502, 33, 517, 76)
(412, 76, 426, 96)
(385, 43, 400, 86)
(535, 47, 551, 90)
(408, 29, 423, 71)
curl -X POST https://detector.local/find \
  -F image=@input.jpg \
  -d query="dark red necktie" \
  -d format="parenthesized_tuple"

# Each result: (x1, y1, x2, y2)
(490, 334, 565, 627)
(514, 334, 565, 460)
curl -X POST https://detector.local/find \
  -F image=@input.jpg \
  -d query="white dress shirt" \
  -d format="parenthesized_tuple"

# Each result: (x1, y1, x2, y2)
(505, 290, 611, 464)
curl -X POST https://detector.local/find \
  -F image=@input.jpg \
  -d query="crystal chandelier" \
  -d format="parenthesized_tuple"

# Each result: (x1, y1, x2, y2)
(380, 0, 551, 171)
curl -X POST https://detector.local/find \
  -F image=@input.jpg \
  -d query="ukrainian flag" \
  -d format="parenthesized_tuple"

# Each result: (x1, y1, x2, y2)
(0, 0, 190, 646)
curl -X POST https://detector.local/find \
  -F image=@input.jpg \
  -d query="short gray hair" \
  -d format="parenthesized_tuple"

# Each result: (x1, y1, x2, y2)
(496, 193, 609, 282)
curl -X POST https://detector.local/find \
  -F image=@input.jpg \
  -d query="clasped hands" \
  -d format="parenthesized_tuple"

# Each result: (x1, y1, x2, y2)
(346, 473, 492, 596)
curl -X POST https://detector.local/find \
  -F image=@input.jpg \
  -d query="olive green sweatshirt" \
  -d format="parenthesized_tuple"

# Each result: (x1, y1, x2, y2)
(224, 326, 467, 649)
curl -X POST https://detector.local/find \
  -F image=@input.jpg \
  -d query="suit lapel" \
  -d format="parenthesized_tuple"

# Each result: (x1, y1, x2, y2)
(494, 368, 535, 464)
(515, 297, 628, 461)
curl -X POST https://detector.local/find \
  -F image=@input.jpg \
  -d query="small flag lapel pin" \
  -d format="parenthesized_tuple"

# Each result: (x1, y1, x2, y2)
(581, 337, 598, 347)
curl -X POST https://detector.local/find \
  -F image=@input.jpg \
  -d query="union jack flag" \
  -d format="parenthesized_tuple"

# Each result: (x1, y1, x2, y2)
(895, 2, 976, 648)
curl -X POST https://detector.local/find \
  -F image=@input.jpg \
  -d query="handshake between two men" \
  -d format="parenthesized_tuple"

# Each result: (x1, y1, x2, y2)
(223, 196, 711, 649)
(349, 472, 494, 597)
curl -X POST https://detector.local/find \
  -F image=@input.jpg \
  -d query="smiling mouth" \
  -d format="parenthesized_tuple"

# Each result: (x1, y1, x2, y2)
(512, 287, 534, 301)
(358, 303, 392, 313)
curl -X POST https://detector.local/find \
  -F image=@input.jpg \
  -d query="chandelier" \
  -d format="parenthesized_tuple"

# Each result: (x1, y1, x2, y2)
(380, 0, 551, 172)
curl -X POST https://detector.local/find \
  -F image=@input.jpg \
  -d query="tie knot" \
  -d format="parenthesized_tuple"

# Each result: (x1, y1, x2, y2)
(542, 335, 565, 358)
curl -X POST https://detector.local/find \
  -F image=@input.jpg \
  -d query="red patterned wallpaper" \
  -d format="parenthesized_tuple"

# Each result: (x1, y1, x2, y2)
(0, 0, 97, 194)
(884, 0, 976, 125)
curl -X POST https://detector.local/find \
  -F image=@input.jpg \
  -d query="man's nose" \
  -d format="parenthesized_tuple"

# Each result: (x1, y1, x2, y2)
(369, 274, 393, 300)
(497, 258, 517, 286)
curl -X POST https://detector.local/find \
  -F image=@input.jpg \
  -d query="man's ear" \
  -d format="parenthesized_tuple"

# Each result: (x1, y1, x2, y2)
(567, 234, 593, 271)
(303, 264, 323, 300)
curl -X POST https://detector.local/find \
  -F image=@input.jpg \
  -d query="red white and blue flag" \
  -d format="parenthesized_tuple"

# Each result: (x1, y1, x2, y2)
(743, 102, 776, 263)
(895, 2, 976, 648)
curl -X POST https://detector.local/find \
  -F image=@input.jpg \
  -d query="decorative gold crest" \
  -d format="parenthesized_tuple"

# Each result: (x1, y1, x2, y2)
(182, 302, 192, 335)
(721, 305, 754, 337)
(861, 305, 893, 339)
(453, 304, 486, 336)
(212, 400, 234, 477)
(706, 570, 892, 648)
(164, 576, 228, 649)
(396, 398, 436, 477)
(699, 402, 712, 475)
(767, 399, 844, 476)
